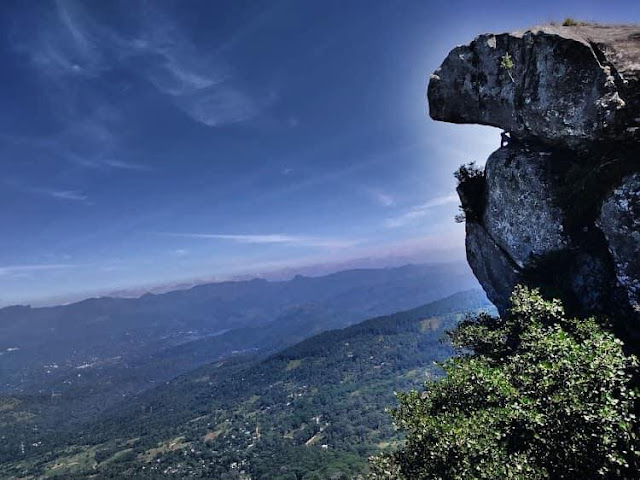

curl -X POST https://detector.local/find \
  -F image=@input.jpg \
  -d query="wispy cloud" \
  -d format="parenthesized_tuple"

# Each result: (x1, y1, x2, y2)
(8, 0, 273, 185)
(256, 143, 421, 204)
(70, 154, 153, 172)
(102, 159, 151, 171)
(20, 1, 103, 79)
(46, 189, 88, 201)
(177, 86, 272, 127)
(385, 194, 458, 228)
(7, 2, 127, 175)
(0, 263, 78, 277)
(4, 179, 89, 203)
(54, 115, 154, 172)
(112, 4, 274, 127)
(3, 128, 152, 174)
(366, 188, 395, 207)
(159, 232, 359, 249)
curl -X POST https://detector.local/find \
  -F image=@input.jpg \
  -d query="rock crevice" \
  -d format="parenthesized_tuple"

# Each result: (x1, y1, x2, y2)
(429, 24, 640, 342)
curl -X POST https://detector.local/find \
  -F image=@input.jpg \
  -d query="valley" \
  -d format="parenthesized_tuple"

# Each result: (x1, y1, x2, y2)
(0, 289, 493, 479)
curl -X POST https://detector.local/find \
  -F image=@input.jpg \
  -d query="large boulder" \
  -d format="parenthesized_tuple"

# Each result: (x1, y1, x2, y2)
(458, 143, 618, 318)
(428, 25, 640, 149)
(429, 24, 640, 335)
(482, 145, 568, 268)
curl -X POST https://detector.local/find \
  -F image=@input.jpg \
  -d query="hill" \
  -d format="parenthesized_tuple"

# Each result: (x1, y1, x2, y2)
(0, 263, 478, 446)
(0, 289, 494, 479)
(0, 263, 477, 393)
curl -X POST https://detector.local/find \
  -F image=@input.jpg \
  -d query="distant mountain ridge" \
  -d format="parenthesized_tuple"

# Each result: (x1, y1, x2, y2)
(0, 289, 493, 479)
(0, 262, 480, 461)
(0, 263, 478, 393)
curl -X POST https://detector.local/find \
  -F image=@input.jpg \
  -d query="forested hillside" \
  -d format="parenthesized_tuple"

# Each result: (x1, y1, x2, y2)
(1, 264, 476, 393)
(0, 264, 478, 449)
(0, 290, 493, 479)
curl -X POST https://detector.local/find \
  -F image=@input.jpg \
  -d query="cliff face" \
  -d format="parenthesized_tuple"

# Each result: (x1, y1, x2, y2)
(428, 24, 640, 339)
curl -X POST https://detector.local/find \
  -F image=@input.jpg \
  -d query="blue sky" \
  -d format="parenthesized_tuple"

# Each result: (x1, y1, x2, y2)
(0, 0, 636, 305)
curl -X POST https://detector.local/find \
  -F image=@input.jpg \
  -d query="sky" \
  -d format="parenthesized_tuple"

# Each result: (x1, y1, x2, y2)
(0, 0, 637, 305)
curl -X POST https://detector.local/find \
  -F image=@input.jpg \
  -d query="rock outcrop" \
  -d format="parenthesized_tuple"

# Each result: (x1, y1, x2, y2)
(429, 24, 640, 341)
(429, 24, 640, 150)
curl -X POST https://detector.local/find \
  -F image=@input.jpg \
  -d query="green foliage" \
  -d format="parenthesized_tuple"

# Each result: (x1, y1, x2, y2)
(454, 161, 482, 182)
(561, 17, 589, 26)
(500, 52, 514, 70)
(371, 286, 639, 480)
(500, 53, 515, 82)
(454, 162, 484, 223)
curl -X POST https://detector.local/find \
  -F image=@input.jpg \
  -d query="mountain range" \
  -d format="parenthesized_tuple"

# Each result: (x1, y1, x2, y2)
(0, 288, 493, 479)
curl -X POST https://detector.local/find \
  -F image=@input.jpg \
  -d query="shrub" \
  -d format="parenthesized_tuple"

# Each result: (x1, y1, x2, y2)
(369, 286, 639, 480)
(454, 162, 483, 185)
(500, 52, 514, 71)
(500, 52, 515, 82)
(454, 162, 485, 223)
(561, 18, 591, 27)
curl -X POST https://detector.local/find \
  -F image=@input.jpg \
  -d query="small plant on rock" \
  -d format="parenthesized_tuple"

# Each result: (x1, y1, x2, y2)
(500, 52, 515, 82)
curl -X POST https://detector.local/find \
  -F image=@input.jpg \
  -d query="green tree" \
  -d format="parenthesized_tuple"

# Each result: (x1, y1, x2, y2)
(370, 286, 639, 480)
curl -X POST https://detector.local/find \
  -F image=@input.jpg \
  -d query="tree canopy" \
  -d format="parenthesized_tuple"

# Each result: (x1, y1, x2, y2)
(370, 286, 639, 480)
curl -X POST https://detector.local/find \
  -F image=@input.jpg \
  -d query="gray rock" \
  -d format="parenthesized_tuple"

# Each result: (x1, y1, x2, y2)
(598, 173, 640, 312)
(459, 150, 617, 317)
(566, 248, 617, 314)
(483, 145, 568, 268)
(465, 222, 521, 315)
(432, 23, 640, 332)
(428, 25, 640, 149)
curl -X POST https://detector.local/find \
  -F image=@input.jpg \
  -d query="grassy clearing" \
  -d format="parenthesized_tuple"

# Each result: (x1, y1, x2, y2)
(0, 397, 20, 412)
(286, 359, 303, 371)
(100, 448, 133, 466)
(138, 436, 189, 463)
(44, 446, 98, 478)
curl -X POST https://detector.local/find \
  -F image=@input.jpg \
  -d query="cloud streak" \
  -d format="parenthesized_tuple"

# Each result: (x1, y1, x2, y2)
(159, 232, 359, 249)
(4, 179, 89, 203)
(385, 194, 458, 228)
(46, 189, 88, 201)
(366, 188, 395, 207)
(0, 263, 78, 277)
(70, 154, 153, 172)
